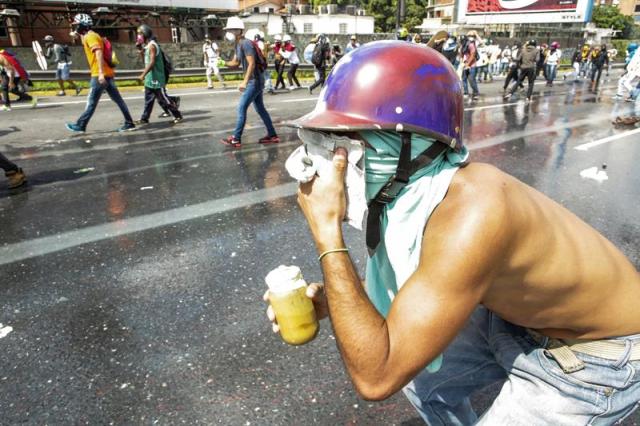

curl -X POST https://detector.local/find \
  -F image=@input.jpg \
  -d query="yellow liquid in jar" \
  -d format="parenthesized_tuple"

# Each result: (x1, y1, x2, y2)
(270, 286, 319, 345)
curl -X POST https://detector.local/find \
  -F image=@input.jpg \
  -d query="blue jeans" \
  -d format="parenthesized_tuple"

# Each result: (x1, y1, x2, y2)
(233, 77, 276, 140)
(403, 306, 640, 425)
(546, 64, 557, 83)
(76, 77, 133, 130)
(462, 67, 479, 96)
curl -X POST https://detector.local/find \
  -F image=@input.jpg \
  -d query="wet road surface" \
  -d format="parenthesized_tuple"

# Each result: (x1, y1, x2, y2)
(1, 74, 639, 425)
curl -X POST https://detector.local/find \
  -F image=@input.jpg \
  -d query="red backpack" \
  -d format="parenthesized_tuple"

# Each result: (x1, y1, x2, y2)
(101, 37, 119, 68)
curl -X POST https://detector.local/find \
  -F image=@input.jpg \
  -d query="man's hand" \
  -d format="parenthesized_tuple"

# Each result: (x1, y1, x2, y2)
(264, 283, 328, 333)
(98, 73, 106, 86)
(238, 81, 246, 92)
(137, 72, 146, 82)
(297, 148, 347, 251)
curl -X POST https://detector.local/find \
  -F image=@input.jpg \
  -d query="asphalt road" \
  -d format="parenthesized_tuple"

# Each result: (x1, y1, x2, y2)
(1, 73, 639, 425)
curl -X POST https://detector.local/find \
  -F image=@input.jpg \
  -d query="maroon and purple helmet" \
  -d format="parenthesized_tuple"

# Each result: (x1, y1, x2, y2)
(289, 40, 464, 151)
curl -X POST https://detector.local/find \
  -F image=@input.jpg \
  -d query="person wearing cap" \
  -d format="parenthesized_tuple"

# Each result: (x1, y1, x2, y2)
(345, 35, 360, 54)
(461, 31, 480, 100)
(203, 35, 225, 90)
(134, 24, 182, 126)
(43, 35, 81, 97)
(220, 17, 279, 148)
(264, 40, 640, 424)
(281, 35, 301, 90)
(65, 13, 135, 133)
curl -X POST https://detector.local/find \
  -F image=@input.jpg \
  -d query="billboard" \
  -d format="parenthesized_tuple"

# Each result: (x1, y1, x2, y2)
(457, 0, 593, 24)
(39, 0, 238, 9)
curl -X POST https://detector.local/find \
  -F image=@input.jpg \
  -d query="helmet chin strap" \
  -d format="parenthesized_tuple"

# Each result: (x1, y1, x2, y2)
(365, 132, 448, 255)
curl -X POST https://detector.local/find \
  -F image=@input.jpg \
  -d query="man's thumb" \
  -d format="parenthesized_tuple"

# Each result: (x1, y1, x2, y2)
(333, 147, 348, 176)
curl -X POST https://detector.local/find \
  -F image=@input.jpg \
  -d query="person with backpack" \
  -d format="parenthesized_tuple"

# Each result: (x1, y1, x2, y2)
(589, 44, 609, 92)
(220, 17, 279, 148)
(43, 35, 81, 97)
(309, 34, 330, 94)
(134, 24, 182, 126)
(461, 31, 479, 100)
(0, 49, 37, 111)
(65, 14, 135, 133)
(273, 35, 287, 91)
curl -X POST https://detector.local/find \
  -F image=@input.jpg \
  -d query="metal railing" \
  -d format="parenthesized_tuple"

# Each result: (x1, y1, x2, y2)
(27, 64, 319, 81)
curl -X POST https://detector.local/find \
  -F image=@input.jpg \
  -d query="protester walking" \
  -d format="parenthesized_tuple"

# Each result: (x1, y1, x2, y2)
(65, 14, 134, 132)
(273, 35, 286, 91)
(461, 31, 479, 100)
(43, 35, 81, 97)
(345, 35, 360, 54)
(506, 39, 539, 102)
(309, 34, 330, 94)
(544, 42, 561, 86)
(203, 35, 225, 89)
(134, 25, 182, 126)
(281, 35, 301, 90)
(220, 17, 279, 148)
(590, 44, 609, 91)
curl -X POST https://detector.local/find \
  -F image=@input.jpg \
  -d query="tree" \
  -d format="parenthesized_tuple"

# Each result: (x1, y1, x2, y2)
(364, 0, 428, 33)
(591, 5, 635, 38)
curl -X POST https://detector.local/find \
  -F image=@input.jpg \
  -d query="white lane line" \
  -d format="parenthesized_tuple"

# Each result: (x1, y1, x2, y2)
(574, 127, 640, 151)
(466, 102, 519, 111)
(0, 182, 298, 267)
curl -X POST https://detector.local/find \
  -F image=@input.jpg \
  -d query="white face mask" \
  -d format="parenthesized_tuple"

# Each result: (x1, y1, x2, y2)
(225, 31, 236, 42)
(285, 129, 367, 230)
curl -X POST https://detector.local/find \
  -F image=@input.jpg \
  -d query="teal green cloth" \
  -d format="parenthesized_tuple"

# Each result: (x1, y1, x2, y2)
(361, 130, 469, 374)
(144, 41, 166, 89)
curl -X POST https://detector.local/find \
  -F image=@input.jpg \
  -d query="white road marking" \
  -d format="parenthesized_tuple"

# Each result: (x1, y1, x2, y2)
(0, 182, 298, 266)
(574, 127, 640, 151)
(0, 324, 13, 339)
(579, 166, 608, 182)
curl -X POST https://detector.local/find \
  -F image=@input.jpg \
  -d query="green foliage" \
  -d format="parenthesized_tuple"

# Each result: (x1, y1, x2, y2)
(591, 5, 635, 38)
(611, 39, 640, 59)
(364, 0, 427, 33)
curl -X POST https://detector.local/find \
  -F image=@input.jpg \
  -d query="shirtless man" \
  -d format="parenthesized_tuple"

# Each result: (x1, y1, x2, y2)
(265, 42, 640, 424)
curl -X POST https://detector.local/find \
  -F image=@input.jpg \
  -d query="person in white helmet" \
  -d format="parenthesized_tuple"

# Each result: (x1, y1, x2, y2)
(220, 17, 279, 148)
(203, 35, 225, 89)
(281, 34, 301, 90)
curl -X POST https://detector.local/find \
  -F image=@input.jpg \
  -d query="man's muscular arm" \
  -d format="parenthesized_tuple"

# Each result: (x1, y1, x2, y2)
(298, 150, 510, 401)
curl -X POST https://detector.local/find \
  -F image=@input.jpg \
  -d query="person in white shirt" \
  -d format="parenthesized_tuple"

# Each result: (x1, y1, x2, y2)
(345, 35, 360, 54)
(203, 35, 225, 89)
(500, 46, 511, 75)
(281, 34, 301, 90)
(544, 42, 561, 87)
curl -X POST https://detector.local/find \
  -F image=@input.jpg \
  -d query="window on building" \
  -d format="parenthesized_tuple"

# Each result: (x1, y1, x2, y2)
(304, 23, 313, 33)
(339, 23, 348, 34)
(636, 4, 640, 11)
(268, 8, 274, 12)
(253, 7, 260, 12)
(0, 22, 7, 39)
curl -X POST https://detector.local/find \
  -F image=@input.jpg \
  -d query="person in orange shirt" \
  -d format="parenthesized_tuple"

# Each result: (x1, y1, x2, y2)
(65, 13, 135, 133)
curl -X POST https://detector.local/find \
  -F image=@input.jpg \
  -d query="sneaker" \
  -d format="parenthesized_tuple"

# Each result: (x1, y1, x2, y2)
(158, 112, 171, 118)
(625, 97, 635, 103)
(118, 122, 136, 132)
(220, 135, 241, 148)
(258, 135, 280, 145)
(173, 117, 183, 125)
(65, 122, 85, 132)
(472, 94, 479, 101)
(134, 119, 149, 125)
(503, 93, 511, 100)
(207, 86, 214, 90)
(31, 97, 38, 108)
(75, 87, 82, 96)
(56, 91, 66, 96)
(612, 94, 623, 100)
(5, 168, 26, 189)
(1, 105, 11, 112)
(308, 87, 313, 95)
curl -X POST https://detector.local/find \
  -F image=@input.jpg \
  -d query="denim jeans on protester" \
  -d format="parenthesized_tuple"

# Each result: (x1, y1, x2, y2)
(76, 77, 133, 130)
(403, 306, 640, 425)
(462, 67, 479, 96)
(232, 77, 276, 141)
(0, 152, 18, 173)
(546, 64, 557, 83)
